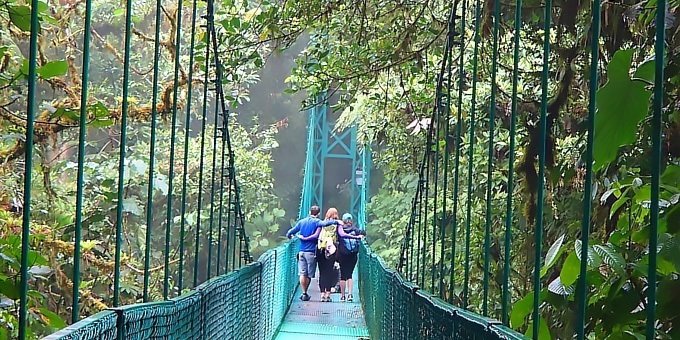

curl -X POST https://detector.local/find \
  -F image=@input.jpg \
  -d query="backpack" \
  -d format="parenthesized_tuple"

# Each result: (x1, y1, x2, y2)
(342, 231, 361, 254)
(318, 225, 338, 251)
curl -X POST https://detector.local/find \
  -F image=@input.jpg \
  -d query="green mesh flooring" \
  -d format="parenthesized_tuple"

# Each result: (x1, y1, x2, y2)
(275, 270, 369, 340)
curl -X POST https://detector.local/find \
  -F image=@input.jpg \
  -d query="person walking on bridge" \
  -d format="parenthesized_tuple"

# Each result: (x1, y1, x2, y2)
(286, 205, 339, 301)
(337, 213, 365, 302)
(310, 208, 364, 302)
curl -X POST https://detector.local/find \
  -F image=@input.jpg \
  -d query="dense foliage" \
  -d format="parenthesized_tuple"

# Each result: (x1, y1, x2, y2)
(265, 0, 680, 339)
(0, 0, 288, 337)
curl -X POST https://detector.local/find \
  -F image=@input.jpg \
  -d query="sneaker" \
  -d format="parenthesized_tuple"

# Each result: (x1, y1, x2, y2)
(347, 294, 353, 302)
(340, 295, 346, 302)
(300, 293, 311, 301)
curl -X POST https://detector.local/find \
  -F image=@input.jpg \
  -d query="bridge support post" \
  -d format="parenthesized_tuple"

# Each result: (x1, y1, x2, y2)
(299, 92, 372, 224)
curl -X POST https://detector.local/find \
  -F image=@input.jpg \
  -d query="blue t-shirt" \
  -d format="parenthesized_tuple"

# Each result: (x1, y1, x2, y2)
(286, 216, 337, 252)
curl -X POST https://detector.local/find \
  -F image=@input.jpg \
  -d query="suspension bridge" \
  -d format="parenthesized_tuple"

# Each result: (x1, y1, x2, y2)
(7, 0, 670, 335)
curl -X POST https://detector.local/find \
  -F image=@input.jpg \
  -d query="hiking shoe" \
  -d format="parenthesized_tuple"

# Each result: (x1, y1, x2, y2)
(347, 294, 353, 302)
(300, 293, 311, 301)
(340, 295, 346, 302)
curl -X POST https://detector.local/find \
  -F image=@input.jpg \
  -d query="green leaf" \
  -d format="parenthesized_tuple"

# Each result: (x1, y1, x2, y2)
(27, 289, 44, 301)
(119, 282, 141, 295)
(665, 203, 680, 234)
(574, 239, 600, 267)
(56, 213, 72, 227)
(547, 276, 574, 296)
(37, 1, 49, 13)
(263, 212, 274, 223)
(525, 318, 551, 340)
(230, 17, 241, 29)
(0, 279, 20, 299)
(51, 108, 79, 121)
(259, 238, 269, 247)
(510, 293, 533, 328)
(633, 59, 655, 83)
(633, 184, 651, 204)
(560, 251, 580, 286)
(661, 165, 680, 187)
(272, 208, 285, 218)
(593, 49, 652, 171)
(592, 244, 625, 275)
(19, 59, 29, 76)
(89, 102, 110, 118)
(0, 252, 16, 264)
(624, 331, 646, 340)
(610, 196, 630, 219)
(89, 102, 113, 127)
(541, 234, 565, 277)
(9, 6, 32, 32)
(80, 240, 99, 251)
(90, 117, 113, 128)
(37, 60, 68, 79)
(27, 250, 48, 266)
(39, 307, 67, 329)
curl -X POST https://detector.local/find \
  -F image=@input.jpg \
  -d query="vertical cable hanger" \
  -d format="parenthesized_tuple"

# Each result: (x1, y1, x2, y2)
(178, 0, 200, 293)
(143, 0, 164, 301)
(463, 0, 482, 309)
(71, 0, 94, 322)
(113, 0, 135, 307)
(532, 0, 553, 335)
(207, 1, 252, 266)
(483, 0, 501, 317)
(450, 0, 467, 305)
(163, 0, 185, 300)
(194, 0, 213, 287)
(501, 0, 523, 324)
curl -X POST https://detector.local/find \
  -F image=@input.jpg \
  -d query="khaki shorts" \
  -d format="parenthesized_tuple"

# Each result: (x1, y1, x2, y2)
(297, 251, 317, 278)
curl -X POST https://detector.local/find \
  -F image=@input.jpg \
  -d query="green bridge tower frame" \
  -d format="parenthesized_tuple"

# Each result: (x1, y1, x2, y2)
(298, 93, 371, 229)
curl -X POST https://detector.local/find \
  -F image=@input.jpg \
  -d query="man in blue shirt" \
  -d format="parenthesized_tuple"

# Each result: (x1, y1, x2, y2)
(286, 205, 339, 301)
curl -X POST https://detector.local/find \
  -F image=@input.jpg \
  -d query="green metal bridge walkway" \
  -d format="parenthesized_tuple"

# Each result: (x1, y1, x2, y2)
(274, 271, 369, 340)
(8, 0, 670, 336)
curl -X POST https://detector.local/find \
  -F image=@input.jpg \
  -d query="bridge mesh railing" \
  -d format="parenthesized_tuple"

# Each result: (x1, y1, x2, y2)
(45, 240, 299, 340)
(359, 241, 526, 340)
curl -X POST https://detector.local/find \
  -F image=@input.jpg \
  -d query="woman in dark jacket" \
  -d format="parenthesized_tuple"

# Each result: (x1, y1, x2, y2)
(337, 213, 365, 302)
